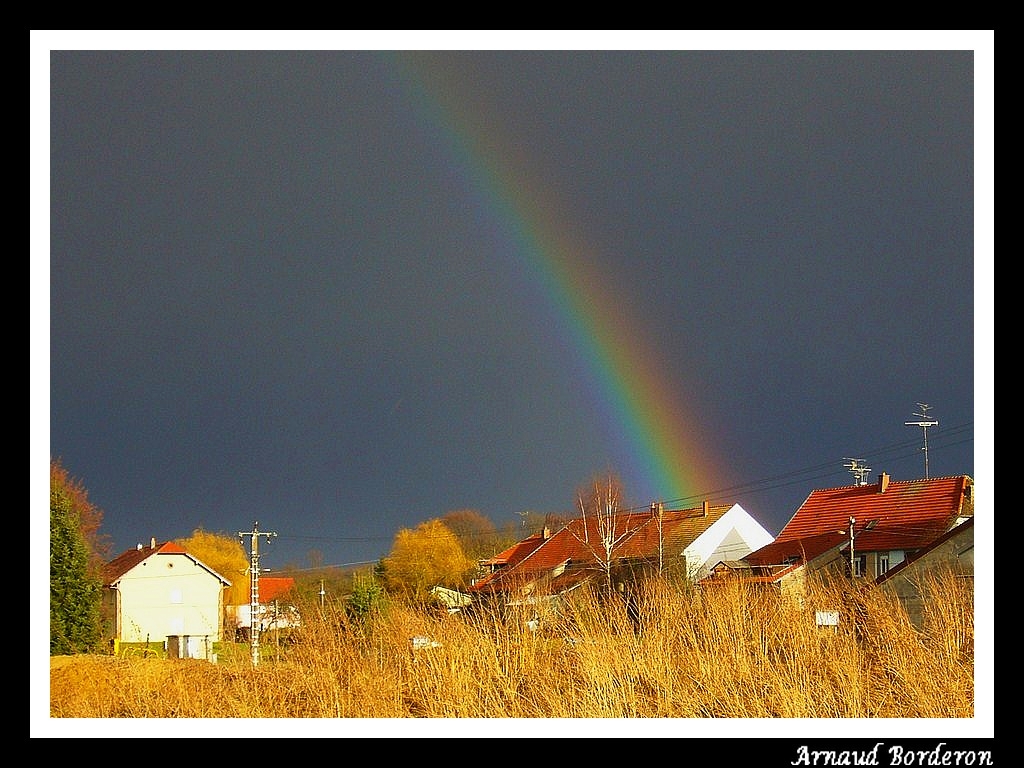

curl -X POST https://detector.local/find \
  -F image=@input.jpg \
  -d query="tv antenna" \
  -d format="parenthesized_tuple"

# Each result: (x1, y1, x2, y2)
(843, 458, 871, 486)
(904, 403, 938, 479)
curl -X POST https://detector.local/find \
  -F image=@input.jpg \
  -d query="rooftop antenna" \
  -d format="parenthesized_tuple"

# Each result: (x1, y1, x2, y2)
(904, 403, 938, 479)
(843, 458, 872, 486)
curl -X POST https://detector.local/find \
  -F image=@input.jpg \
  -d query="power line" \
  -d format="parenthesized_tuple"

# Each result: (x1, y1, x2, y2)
(633, 420, 974, 512)
(265, 420, 974, 561)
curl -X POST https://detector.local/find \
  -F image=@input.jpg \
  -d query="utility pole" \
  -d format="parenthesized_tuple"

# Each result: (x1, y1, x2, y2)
(238, 521, 277, 666)
(839, 516, 878, 578)
(651, 501, 665, 575)
(273, 599, 280, 663)
(905, 403, 939, 479)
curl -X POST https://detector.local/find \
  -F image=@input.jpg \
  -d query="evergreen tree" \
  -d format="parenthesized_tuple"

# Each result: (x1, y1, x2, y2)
(50, 475, 102, 654)
(346, 571, 389, 627)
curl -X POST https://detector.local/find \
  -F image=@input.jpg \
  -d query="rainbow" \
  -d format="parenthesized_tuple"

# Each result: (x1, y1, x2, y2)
(387, 55, 724, 508)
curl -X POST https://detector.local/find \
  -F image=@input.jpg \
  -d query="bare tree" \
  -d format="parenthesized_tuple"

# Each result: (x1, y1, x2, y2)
(441, 509, 499, 561)
(307, 548, 324, 570)
(572, 472, 632, 591)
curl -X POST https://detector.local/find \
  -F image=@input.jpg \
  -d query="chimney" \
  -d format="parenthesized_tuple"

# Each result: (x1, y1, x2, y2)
(136, 543, 142, 551)
(702, 500, 709, 517)
(651, 502, 664, 519)
(542, 526, 551, 540)
(878, 473, 890, 494)
(151, 537, 157, 549)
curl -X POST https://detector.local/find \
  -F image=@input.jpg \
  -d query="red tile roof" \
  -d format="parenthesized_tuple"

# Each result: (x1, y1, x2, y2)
(103, 541, 186, 584)
(745, 474, 972, 569)
(479, 532, 548, 569)
(470, 503, 732, 594)
(742, 532, 847, 570)
(103, 540, 230, 586)
(256, 576, 296, 603)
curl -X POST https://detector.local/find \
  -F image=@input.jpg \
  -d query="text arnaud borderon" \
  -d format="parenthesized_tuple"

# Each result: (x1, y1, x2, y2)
(792, 743, 993, 767)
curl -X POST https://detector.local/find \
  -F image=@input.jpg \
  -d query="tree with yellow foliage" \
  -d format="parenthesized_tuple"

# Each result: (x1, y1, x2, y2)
(381, 518, 475, 602)
(175, 529, 251, 607)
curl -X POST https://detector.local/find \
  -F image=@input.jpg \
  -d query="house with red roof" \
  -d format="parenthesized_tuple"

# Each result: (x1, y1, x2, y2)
(468, 501, 774, 605)
(226, 575, 299, 636)
(731, 473, 973, 596)
(102, 538, 232, 660)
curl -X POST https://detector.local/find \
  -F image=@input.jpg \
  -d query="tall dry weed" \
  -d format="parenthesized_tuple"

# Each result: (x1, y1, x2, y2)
(49, 571, 973, 719)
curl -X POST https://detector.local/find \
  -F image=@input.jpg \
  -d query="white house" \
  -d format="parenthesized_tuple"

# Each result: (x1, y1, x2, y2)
(225, 575, 300, 637)
(102, 538, 231, 660)
(682, 502, 775, 581)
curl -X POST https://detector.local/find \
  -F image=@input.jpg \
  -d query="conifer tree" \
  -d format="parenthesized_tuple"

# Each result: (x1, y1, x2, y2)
(49, 476, 102, 654)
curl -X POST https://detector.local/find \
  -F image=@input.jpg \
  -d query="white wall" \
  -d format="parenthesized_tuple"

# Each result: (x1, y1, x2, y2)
(683, 504, 775, 581)
(115, 552, 224, 644)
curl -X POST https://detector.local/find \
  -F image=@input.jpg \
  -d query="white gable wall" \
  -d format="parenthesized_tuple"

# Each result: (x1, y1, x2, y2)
(113, 552, 226, 645)
(683, 503, 775, 581)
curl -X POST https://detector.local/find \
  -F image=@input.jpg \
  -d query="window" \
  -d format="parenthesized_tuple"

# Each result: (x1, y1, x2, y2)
(853, 555, 867, 578)
(877, 553, 890, 577)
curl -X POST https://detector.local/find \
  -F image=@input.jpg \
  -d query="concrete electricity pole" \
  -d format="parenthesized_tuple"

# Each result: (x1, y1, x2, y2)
(238, 521, 277, 666)
(840, 516, 878, 578)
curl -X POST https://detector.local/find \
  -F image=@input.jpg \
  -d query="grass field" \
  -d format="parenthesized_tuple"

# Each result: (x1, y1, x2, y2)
(46, 569, 975, 732)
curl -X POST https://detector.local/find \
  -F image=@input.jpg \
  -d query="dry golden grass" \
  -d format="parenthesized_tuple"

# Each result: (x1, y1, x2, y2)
(49, 570, 973, 720)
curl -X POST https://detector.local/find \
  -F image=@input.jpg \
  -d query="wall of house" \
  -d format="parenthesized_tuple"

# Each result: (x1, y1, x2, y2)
(864, 550, 908, 580)
(684, 505, 775, 581)
(226, 602, 301, 632)
(879, 526, 974, 629)
(114, 553, 225, 645)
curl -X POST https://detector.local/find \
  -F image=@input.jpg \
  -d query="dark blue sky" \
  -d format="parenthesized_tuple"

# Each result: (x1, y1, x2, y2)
(31, 29, 993, 741)
(37, 36, 989, 569)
